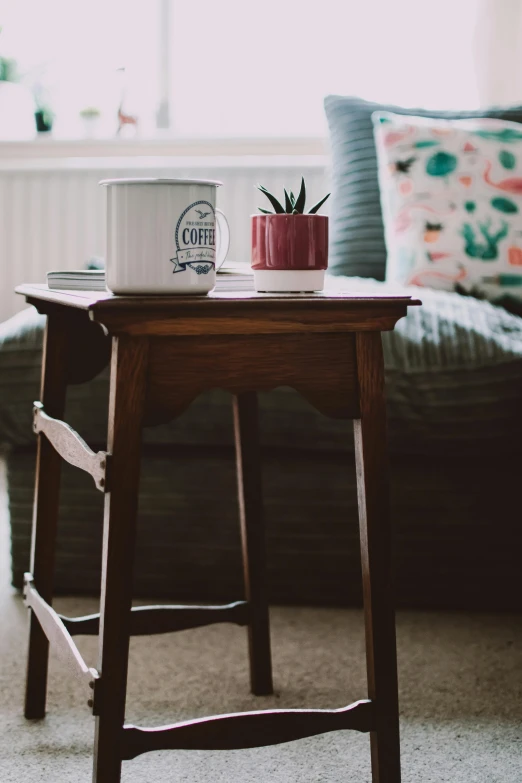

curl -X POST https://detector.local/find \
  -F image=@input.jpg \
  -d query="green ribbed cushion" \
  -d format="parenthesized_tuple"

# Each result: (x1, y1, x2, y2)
(383, 283, 522, 448)
(2, 287, 522, 453)
(324, 95, 522, 280)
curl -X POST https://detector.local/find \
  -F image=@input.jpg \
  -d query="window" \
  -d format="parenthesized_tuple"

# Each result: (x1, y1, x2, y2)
(0, 0, 160, 138)
(168, 0, 481, 137)
(0, 0, 480, 140)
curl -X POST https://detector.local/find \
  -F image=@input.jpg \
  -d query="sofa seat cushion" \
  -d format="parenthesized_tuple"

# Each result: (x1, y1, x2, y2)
(383, 282, 522, 449)
(9, 444, 521, 609)
(2, 285, 522, 453)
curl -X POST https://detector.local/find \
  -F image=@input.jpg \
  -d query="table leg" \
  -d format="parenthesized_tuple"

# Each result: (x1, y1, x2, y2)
(233, 392, 273, 696)
(25, 314, 69, 719)
(354, 332, 401, 783)
(93, 336, 148, 783)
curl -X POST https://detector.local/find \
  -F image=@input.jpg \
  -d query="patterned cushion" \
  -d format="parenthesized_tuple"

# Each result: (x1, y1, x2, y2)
(323, 95, 522, 280)
(373, 112, 522, 290)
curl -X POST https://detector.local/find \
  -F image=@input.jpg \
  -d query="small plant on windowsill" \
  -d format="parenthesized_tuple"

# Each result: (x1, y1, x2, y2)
(251, 177, 330, 292)
(32, 81, 54, 133)
(34, 105, 53, 133)
(79, 106, 101, 138)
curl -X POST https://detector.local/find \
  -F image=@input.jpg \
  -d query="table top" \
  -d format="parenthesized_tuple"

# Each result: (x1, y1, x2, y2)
(16, 283, 421, 311)
(16, 283, 421, 337)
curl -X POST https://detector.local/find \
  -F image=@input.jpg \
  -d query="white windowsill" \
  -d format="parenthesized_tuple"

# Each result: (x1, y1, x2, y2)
(0, 136, 330, 171)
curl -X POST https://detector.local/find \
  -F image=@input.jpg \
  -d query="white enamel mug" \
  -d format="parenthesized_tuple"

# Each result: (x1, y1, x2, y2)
(100, 178, 230, 294)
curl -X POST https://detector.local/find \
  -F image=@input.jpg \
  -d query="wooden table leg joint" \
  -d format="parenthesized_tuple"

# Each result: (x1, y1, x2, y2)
(88, 670, 103, 716)
(23, 574, 96, 689)
(32, 402, 110, 492)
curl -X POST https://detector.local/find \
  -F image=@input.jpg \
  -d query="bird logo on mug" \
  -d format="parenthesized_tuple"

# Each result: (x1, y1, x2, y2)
(171, 201, 216, 275)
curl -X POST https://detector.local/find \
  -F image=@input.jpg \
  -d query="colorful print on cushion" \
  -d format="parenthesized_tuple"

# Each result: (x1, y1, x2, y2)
(372, 112, 522, 290)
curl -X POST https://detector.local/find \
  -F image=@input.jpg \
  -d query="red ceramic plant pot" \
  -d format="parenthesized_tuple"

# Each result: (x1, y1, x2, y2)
(251, 213, 329, 291)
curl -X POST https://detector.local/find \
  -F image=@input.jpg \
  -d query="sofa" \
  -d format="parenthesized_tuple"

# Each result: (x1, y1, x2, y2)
(3, 93, 522, 610)
(2, 278, 522, 611)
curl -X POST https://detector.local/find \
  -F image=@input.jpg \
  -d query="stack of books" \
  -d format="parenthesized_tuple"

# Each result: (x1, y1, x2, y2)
(47, 269, 106, 291)
(46, 262, 254, 293)
(214, 262, 254, 292)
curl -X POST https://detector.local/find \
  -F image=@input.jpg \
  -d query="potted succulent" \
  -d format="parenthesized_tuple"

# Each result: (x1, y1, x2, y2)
(251, 177, 330, 292)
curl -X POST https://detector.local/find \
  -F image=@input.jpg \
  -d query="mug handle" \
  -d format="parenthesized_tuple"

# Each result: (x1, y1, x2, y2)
(215, 208, 230, 270)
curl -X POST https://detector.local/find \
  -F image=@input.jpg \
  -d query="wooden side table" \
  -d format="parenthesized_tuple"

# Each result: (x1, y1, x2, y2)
(16, 284, 420, 783)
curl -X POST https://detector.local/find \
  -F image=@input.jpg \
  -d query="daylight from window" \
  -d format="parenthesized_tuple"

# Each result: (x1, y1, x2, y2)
(0, 0, 480, 140)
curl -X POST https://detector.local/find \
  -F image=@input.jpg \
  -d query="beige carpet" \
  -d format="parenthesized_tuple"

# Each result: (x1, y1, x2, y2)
(0, 459, 520, 782)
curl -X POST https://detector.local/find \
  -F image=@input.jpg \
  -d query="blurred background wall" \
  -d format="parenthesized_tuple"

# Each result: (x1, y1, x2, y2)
(0, 0, 519, 319)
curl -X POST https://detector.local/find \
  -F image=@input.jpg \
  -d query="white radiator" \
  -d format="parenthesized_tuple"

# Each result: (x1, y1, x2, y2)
(0, 158, 329, 322)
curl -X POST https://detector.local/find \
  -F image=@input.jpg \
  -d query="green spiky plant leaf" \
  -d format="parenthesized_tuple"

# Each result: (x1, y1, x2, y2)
(257, 185, 285, 213)
(294, 177, 306, 212)
(257, 178, 330, 215)
(308, 193, 331, 214)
